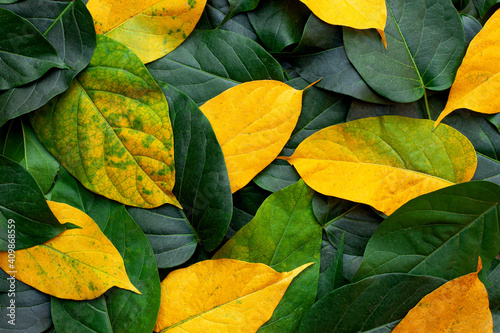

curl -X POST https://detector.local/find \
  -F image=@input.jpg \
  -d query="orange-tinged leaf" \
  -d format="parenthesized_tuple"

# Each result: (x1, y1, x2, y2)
(434, 9, 500, 128)
(392, 258, 493, 333)
(283, 116, 476, 215)
(199, 80, 304, 193)
(154, 259, 312, 333)
(86, 0, 207, 63)
(0, 201, 140, 300)
(300, 0, 387, 44)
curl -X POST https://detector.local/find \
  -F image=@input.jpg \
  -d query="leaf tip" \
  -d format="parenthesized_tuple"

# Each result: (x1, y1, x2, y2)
(377, 29, 387, 49)
(303, 78, 322, 91)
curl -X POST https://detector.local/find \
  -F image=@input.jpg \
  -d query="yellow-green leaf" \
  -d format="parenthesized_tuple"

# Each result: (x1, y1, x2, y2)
(86, 0, 207, 64)
(434, 9, 500, 128)
(283, 116, 476, 215)
(31, 35, 179, 209)
(199, 80, 304, 193)
(393, 258, 493, 333)
(299, 0, 387, 47)
(0, 201, 140, 300)
(154, 259, 312, 332)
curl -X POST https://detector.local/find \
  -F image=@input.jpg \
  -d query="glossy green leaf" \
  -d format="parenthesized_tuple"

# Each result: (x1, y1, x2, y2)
(0, 0, 96, 126)
(317, 232, 348, 300)
(253, 159, 300, 193)
(147, 29, 283, 105)
(214, 180, 322, 332)
(199, 0, 259, 41)
(0, 8, 67, 90)
(0, 269, 51, 332)
(0, 118, 59, 193)
(293, 47, 391, 104)
(127, 205, 198, 269)
(0, 155, 73, 251)
(343, 0, 465, 103)
(462, 14, 482, 46)
(285, 78, 351, 149)
(292, 14, 343, 54)
(473, 0, 500, 17)
(354, 181, 500, 282)
(49, 168, 161, 333)
(299, 274, 446, 333)
(247, 0, 310, 52)
(159, 81, 232, 251)
(31, 35, 178, 208)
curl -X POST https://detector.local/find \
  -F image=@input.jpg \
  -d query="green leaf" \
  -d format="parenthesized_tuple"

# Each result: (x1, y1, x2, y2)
(0, 8, 67, 90)
(285, 77, 351, 149)
(343, 0, 465, 103)
(486, 259, 500, 310)
(0, 118, 59, 193)
(354, 181, 500, 281)
(159, 81, 232, 251)
(292, 14, 343, 54)
(218, 0, 260, 27)
(0, 155, 73, 251)
(49, 168, 161, 333)
(347, 98, 426, 122)
(317, 232, 348, 300)
(127, 205, 198, 269)
(214, 180, 322, 332)
(0, 0, 96, 126)
(462, 14, 482, 46)
(299, 274, 446, 333)
(454, 0, 470, 10)
(30, 35, 178, 209)
(472, 0, 500, 17)
(292, 47, 391, 104)
(247, 0, 310, 53)
(0, 0, 19, 3)
(473, 153, 500, 185)
(147, 29, 283, 105)
(253, 159, 300, 192)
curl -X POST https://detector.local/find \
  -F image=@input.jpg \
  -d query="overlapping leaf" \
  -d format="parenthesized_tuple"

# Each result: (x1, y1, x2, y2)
(435, 8, 500, 128)
(283, 116, 477, 215)
(354, 181, 500, 281)
(0, 201, 140, 300)
(200, 80, 305, 193)
(155, 259, 311, 332)
(0, 155, 72, 251)
(393, 259, 492, 332)
(344, 0, 465, 103)
(86, 0, 207, 63)
(31, 35, 179, 209)
(0, 0, 96, 127)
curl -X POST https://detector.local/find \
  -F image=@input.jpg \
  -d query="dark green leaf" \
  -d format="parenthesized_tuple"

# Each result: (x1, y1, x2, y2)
(285, 77, 351, 149)
(253, 159, 300, 192)
(299, 274, 446, 333)
(344, 0, 465, 103)
(473, 153, 500, 185)
(219, 0, 260, 27)
(158, 81, 232, 251)
(0, 269, 51, 332)
(147, 29, 283, 104)
(292, 14, 343, 54)
(472, 0, 500, 17)
(49, 168, 161, 333)
(247, 0, 310, 53)
(199, 0, 259, 41)
(0, 8, 67, 90)
(292, 47, 391, 104)
(0, 155, 73, 251)
(347, 98, 426, 121)
(0, 118, 59, 193)
(0, 0, 96, 126)
(454, 0, 470, 10)
(486, 259, 500, 310)
(0, 0, 19, 3)
(215, 180, 322, 332)
(462, 14, 482, 46)
(317, 232, 348, 299)
(354, 181, 500, 281)
(127, 205, 198, 269)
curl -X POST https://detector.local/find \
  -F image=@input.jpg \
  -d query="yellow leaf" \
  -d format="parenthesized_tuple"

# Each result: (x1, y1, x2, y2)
(283, 116, 476, 215)
(154, 259, 312, 333)
(393, 258, 493, 333)
(0, 201, 140, 300)
(86, 0, 207, 63)
(300, 0, 387, 46)
(434, 9, 500, 128)
(199, 80, 304, 193)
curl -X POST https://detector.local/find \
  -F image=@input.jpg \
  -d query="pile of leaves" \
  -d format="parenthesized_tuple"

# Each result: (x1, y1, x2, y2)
(1, 0, 500, 332)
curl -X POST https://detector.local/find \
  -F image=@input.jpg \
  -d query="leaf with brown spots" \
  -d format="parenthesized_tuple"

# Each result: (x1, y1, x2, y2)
(0, 201, 140, 300)
(31, 35, 179, 209)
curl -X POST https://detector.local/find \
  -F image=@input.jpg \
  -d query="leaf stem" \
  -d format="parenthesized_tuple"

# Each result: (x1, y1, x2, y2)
(423, 90, 431, 120)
